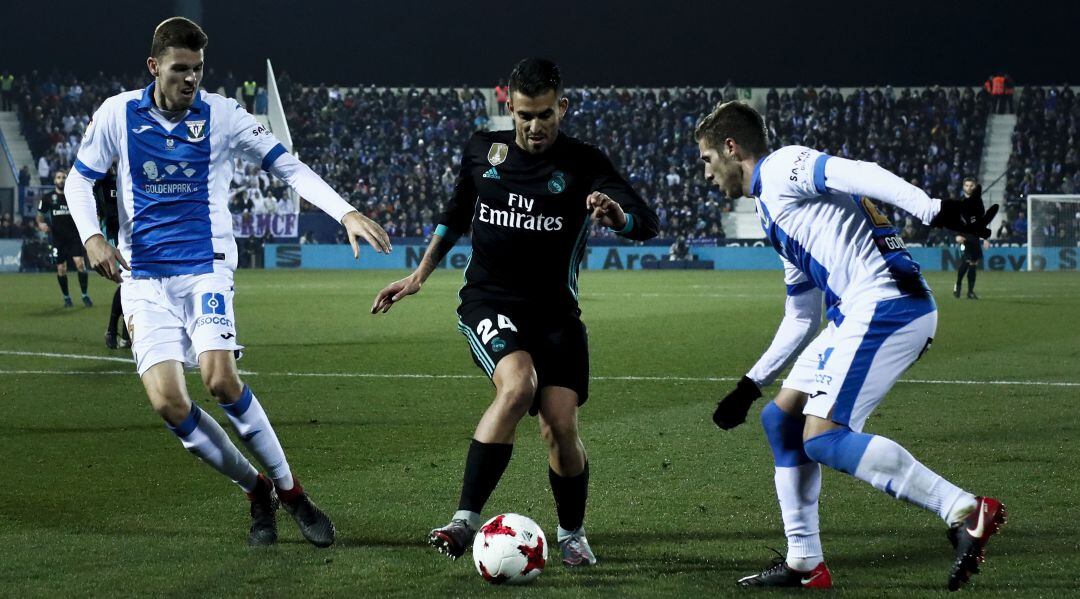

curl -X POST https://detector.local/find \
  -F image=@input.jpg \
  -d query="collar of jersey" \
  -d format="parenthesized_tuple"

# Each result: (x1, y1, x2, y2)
(136, 82, 206, 114)
(750, 155, 768, 197)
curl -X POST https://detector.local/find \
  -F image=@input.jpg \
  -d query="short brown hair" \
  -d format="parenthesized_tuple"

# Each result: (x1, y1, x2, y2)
(694, 101, 768, 157)
(150, 17, 208, 59)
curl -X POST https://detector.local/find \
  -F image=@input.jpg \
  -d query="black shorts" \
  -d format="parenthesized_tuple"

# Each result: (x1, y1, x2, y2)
(51, 226, 85, 263)
(457, 300, 589, 415)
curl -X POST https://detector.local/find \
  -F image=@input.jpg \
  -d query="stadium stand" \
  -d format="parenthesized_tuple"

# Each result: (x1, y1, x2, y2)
(9, 72, 1006, 248)
(1002, 86, 1080, 242)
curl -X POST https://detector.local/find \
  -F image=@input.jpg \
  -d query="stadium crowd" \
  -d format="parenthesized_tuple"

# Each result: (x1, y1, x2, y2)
(1002, 86, 1080, 244)
(286, 83, 487, 239)
(13, 69, 1068, 250)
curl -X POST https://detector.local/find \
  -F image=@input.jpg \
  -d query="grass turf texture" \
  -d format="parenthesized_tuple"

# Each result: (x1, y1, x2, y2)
(0, 269, 1077, 597)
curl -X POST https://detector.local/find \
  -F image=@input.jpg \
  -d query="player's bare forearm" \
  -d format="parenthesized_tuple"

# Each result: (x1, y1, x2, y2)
(371, 231, 457, 314)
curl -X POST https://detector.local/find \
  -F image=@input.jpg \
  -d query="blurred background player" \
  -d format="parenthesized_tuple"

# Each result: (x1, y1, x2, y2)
(954, 178, 987, 299)
(37, 170, 92, 307)
(94, 167, 130, 348)
(697, 101, 1004, 591)
(372, 58, 658, 567)
(64, 17, 391, 547)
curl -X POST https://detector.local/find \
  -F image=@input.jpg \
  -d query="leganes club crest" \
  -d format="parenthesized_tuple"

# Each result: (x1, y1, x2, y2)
(487, 143, 508, 166)
(186, 120, 206, 141)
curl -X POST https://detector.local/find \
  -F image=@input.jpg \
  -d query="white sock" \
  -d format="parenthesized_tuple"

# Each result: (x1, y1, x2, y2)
(220, 386, 294, 491)
(557, 525, 585, 542)
(170, 404, 259, 492)
(853, 435, 976, 524)
(775, 463, 824, 570)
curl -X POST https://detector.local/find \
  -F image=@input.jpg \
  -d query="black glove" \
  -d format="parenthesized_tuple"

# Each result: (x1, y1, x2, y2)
(930, 185, 999, 238)
(713, 375, 762, 430)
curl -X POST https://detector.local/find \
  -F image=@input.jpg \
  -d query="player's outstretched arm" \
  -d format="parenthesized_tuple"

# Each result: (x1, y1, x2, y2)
(371, 226, 461, 314)
(714, 284, 822, 430)
(822, 156, 997, 237)
(65, 167, 128, 282)
(929, 183, 998, 238)
(268, 153, 391, 254)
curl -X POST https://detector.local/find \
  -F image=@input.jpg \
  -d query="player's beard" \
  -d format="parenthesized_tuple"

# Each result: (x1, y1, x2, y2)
(719, 162, 744, 199)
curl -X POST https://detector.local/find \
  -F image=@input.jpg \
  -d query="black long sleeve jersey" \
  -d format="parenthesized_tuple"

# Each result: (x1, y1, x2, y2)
(439, 130, 659, 310)
(38, 190, 77, 236)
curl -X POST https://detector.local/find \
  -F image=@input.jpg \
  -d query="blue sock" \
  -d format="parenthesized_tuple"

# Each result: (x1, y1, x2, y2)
(803, 427, 973, 523)
(761, 402, 811, 466)
(803, 428, 872, 475)
(762, 402, 823, 570)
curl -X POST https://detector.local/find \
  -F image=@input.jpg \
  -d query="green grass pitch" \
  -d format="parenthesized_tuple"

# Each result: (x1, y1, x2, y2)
(1, 268, 1077, 597)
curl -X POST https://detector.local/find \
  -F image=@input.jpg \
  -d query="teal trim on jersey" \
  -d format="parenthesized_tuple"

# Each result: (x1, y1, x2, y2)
(456, 254, 472, 304)
(567, 218, 591, 299)
(458, 320, 494, 376)
(611, 213, 635, 235)
(434, 224, 449, 238)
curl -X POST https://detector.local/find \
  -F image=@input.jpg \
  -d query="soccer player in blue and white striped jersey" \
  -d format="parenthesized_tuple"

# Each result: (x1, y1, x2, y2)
(695, 101, 1004, 591)
(64, 17, 391, 547)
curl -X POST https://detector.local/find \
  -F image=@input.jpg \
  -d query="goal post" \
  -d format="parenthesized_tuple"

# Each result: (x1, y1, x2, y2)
(1026, 194, 1080, 271)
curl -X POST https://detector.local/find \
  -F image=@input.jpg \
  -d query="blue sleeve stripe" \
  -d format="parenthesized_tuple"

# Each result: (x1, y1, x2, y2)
(786, 281, 816, 296)
(260, 143, 287, 172)
(613, 213, 635, 235)
(434, 224, 449, 237)
(812, 154, 830, 194)
(74, 159, 106, 180)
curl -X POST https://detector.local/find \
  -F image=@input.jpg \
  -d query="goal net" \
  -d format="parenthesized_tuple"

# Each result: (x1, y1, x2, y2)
(1026, 195, 1080, 271)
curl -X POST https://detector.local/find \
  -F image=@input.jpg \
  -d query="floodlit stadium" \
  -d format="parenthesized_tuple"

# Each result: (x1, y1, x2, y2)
(0, 1, 1077, 596)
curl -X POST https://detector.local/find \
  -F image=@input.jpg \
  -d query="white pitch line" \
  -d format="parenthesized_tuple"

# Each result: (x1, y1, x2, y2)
(0, 350, 135, 363)
(0, 369, 1076, 387)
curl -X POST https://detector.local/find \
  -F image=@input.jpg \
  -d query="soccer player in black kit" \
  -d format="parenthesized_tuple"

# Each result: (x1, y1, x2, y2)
(94, 168, 130, 348)
(372, 58, 658, 567)
(953, 178, 986, 299)
(37, 170, 92, 307)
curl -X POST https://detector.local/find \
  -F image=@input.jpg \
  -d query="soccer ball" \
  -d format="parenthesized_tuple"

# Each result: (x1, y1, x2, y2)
(472, 513, 547, 585)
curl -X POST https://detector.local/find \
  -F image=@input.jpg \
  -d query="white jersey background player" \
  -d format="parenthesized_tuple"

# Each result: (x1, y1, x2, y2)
(64, 17, 391, 548)
(694, 101, 1003, 591)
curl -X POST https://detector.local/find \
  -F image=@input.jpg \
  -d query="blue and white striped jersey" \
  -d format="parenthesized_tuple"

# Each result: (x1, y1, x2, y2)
(73, 83, 285, 278)
(753, 145, 937, 325)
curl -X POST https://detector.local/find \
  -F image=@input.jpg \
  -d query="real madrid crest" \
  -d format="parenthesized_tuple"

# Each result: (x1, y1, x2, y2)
(487, 143, 508, 166)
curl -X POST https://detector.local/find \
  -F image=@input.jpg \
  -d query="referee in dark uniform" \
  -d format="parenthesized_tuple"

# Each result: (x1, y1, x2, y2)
(95, 168, 129, 348)
(371, 58, 658, 568)
(37, 170, 92, 307)
(953, 178, 985, 299)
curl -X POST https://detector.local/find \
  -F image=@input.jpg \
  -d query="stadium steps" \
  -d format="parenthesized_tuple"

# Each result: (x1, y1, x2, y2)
(727, 195, 765, 239)
(0, 111, 35, 188)
(980, 114, 1016, 237)
(487, 116, 513, 131)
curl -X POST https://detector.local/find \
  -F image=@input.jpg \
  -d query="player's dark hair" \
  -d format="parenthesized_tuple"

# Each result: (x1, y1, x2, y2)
(695, 101, 769, 157)
(963, 176, 978, 184)
(150, 17, 208, 59)
(508, 58, 562, 97)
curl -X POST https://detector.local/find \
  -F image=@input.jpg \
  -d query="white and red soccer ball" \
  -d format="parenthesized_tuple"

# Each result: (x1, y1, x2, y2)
(472, 513, 547, 585)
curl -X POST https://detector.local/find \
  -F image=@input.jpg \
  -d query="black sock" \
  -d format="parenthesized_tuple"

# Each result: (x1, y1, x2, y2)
(108, 287, 123, 334)
(457, 439, 513, 514)
(967, 267, 976, 293)
(78, 271, 89, 295)
(57, 274, 70, 297)
(549, 461, 589, 532)
(955, 263, 968, 289)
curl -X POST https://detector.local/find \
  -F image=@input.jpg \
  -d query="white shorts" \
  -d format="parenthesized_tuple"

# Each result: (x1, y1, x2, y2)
(122, 271, 243, 376)
(782, 294, 937, 432)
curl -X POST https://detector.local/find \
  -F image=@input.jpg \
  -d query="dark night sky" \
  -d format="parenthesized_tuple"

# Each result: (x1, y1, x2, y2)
(1, 0, 1076, 88)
